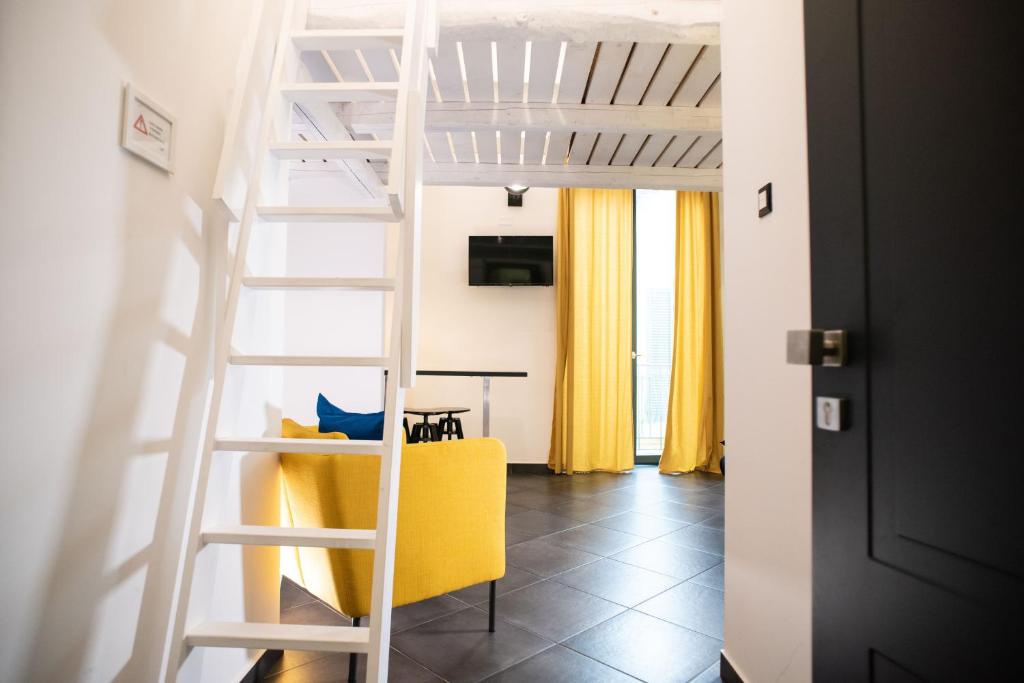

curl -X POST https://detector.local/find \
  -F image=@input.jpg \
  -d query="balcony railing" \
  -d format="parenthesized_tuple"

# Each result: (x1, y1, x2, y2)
(635, 361, 671, 455)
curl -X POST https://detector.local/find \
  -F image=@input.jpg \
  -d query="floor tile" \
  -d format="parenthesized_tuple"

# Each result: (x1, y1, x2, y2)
(281, 577, 319, 610)
(390, 607, 552, 683)
(565, 610, 722, 683)
(635, 581, 724, 640)
(543, 524, 645, 556)
(690, 660, 723, 683)
(547, 498, 625, 523)
(505, 489, 576, 512)
(552, 557, 681, 607)
(490, 580, 625, 642)
(391, 594, 469, 634)
(505, 503, 532, 517)
(505, 526, 545, 546)
(660, 524, 725, 556)
(448, 566, 542, 604)
(611, 540, 721, 580)
(483, 645, 636, 682)
(506, 538, 601, 577)
(264, 647, 441, 682)
(592, 511, 687, 539)
(267, 602, 351, 675)
(699, 513, 725, 530)
(505, 510, 582, 537)
(689, 562, 725, 591)
(634, 499, 719, 525)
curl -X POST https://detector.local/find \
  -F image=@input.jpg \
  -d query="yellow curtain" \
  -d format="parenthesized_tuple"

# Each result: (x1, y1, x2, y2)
(549, 188, 635, 474)
(660, 192, 724, 474)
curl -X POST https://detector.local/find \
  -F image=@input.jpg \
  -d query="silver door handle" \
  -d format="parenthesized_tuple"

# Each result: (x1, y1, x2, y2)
(787, 329, 847, 366)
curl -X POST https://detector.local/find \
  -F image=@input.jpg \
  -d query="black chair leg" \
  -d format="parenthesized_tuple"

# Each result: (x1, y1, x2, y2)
(348, 616, 360, 682)
(488, 580, 497, 633)
(454, 417, 464, 440)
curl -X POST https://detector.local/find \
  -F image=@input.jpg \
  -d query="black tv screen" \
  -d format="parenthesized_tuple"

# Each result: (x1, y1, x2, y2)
(468, 236, 554, 286)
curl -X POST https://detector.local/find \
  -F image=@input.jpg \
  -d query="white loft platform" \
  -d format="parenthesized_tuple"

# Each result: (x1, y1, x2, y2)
(289, 0, 722, 192)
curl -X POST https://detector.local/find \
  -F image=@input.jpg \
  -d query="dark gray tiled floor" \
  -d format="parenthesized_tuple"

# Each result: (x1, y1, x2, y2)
(264, 465, 725, 682)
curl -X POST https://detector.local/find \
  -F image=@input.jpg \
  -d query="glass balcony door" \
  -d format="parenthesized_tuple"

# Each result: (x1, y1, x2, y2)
(633, 190, 677, 463)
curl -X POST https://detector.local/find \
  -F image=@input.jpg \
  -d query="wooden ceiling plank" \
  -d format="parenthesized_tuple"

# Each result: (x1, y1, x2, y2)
(450, 131, 475, 163)
(477, 130, 498, 163)
(431, 41, 465, 102)
(699, 77, 722, 107)
(567, 132, 597, 164)
(556, 42, 597, 104)
(361, 47, 399, 82)
(677, 134, 722, 168)
(612, 42, 678, 168)
(528, 41, 561, 104)
(632, 133, 673, 166)
(611, 134, 646, 166)
(671, 45, 721, 106)
(585, 41, 632, 104)
(523, 130, 546, 165)
(496, 40, 526, 103)
(655, 134, 698, 167)
(697, 138, 723, 169)
(643, 44, 702, 105)
(461, 41, 493, 102)
(613, 43, 667, 105)
(545, 131, 571, 165)
(589, 133, 620, 166)
(426, 132, 453, 163)
(326, 50, 369, 81)
(500, 129, 521, 164)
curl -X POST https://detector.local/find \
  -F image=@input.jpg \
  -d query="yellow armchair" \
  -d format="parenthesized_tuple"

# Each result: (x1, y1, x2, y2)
(279, 419, 507, 621)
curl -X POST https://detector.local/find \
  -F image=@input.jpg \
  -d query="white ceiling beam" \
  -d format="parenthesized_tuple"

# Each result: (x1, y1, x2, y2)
(336, 102, 721, 136)
(307, 1, 720, 45)
(420, 162, 722, 191)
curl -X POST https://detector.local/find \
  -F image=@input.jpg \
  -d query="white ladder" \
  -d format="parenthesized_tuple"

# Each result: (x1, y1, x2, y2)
(164, 1, 435, 680)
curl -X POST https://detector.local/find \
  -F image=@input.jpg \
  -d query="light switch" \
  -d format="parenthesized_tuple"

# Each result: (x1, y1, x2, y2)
(816, 396, 847, 431)
(758, 182, 773, 217)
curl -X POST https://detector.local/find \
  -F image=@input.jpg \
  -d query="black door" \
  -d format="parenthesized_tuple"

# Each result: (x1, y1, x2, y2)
(805, 1, 1024, 679)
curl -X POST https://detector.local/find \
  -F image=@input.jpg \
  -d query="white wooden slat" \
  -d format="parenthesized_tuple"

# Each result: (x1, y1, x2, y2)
(496, 41, 526, 103)
(256, 206, 398, 222)
(545, 131, 570, 164)
(477, 130, 498, 163)
(242, 277, 395, 291)
(292, 29, 404, 52)
(678, 134, 722, 168)
(326, 50, 371, 81)
(214, 437, 383, 455)
(269, 140, 392, 159)
(228, 355, 389, 367)
(500, 130, 521, 164)
(523, 131, 546, 164)
(568, 132, 597, 164)
(450, 131, 475, 163)
(671, 46, 721, 106)
(461, 41, 493, 102)
(643, 44, 702, 105)
(186, 622, 370, 654)
(422, 162, 722, 191)
(430, 41, 463, 101)
(556, 42, 597, 104)
(584, 42, 632, 104)
(697, 139, 723, 169)
(654, 134, 699, 167)
(613, 43, 667, 105)
(632, 134, 672, 166)
(361, 47, 399, 81)
(202, 525, 377, 549)
(280, 82, 399, 105)
(700, 77, 722, 107)
(527, 41, 561, 103)
(588, 133, 620, 166)
(426, 132, 453, 162)
(611, 135, 645, 166)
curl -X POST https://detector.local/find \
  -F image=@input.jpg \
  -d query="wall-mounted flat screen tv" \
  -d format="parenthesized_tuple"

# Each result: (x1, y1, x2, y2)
(468, 235, 554, 286)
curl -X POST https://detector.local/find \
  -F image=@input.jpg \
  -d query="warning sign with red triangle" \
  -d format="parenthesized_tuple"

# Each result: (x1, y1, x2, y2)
(133, 114, 148, 136)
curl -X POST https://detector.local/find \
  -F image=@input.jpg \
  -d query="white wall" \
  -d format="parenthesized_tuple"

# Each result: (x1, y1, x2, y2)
(407, 186, 557, 464)
(0, 1, 281, 681)
(720, 0, 813, 680)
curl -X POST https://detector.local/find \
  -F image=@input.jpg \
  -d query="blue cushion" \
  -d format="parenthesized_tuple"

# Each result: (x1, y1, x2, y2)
(317, 393, 385, 440)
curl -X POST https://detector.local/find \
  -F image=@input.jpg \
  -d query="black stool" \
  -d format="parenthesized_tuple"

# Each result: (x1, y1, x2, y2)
(410, 420, 441, 443)
(438, 414, 464, 440)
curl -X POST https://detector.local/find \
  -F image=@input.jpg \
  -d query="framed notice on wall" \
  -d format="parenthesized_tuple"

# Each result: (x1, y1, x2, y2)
(121, 84, 175, 172)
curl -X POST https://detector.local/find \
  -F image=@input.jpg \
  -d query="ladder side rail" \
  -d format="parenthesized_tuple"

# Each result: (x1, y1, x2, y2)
(366, 9, 428, 682)
(383, 0, 422, 216)
(162, 2, 301, 679)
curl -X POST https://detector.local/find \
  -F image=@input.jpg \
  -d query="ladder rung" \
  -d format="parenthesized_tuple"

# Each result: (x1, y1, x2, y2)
(242, 277, 396, 291)
(202, 525, 376, 549)
(186, 621, 369, 653)
(214, 437, 384, 455)
(292, 29, 404, 51)
(280, 82, 400, 105)
(256, 206, 399, 223)
(229, 354, 388, 367)
(269, 140, 392, 160)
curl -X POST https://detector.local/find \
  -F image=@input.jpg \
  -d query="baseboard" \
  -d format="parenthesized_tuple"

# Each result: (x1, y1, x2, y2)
(240, 648, 282, 683)
(507, 463, 550, 474)
(720, 650, 745, 683)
